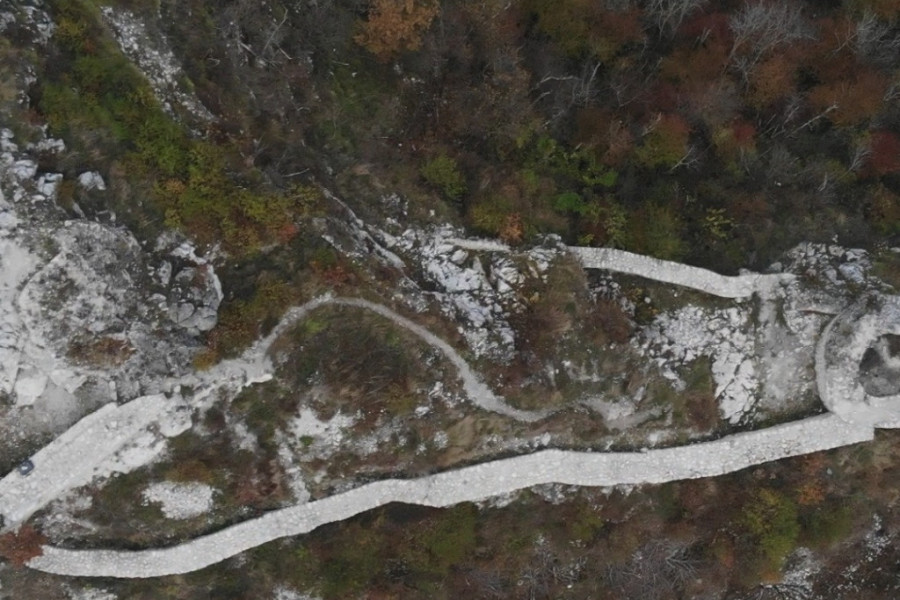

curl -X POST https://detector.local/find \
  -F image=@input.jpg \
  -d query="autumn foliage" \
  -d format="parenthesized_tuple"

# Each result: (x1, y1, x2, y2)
(0, 525, 47, 567)
(354, 0, 439, 61)
(867, 131, 900, 175)
(634, 113, 691, 169)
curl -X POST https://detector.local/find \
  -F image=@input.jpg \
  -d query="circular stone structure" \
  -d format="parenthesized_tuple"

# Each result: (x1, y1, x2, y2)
(816, 293, 900, 428)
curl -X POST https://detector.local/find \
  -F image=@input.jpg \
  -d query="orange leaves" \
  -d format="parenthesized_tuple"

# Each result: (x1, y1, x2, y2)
(276, 221, 300, 245)
(867, 131, 900, 175)
(731, 119, 757, 146)
(354, 0, 439, 61)
(661, 43, 729, 88)
(498, 213, 524, 244)
(748, 55, 795, 108)
(0, 525, 47, 567)
(808, 68, 888, 127)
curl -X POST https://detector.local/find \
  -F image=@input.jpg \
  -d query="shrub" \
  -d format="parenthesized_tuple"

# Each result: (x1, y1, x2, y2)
(808, 68, 888, 127)
(748, 55, 795, 109)
(319, 523, 385, 596)
(42, 0, 311, 256)
(801, 503, 853, 549)
(0, 526, 47, 567)
(740, 488, 800, 569)
(354, 0, 439, 61)
(420, 504, 478, 573)
(634, 113, 691, 170)
(421, 154, 467, 201)
(67, 335, 134, 367)
(524, 0, 642, 60)
(469, 196, 516, 237)
(627, 204, 687, 261)
(206, 278, 293, 359)
(866, 131, 900, 175)
(553, 191, 588, 215)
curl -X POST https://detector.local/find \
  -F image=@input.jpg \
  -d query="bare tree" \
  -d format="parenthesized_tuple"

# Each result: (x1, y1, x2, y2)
(729, 1, 813, 72)
(221, 1, 295, 69)
(644, 0, 707, 35)
(516, 538, 586, 600)
(606, 540, 700, 599)
(465, 568, 509, 599)
(855, 11, 900, 68)
(669, 145, 701, 173)
(764, 144, 801, 185)
(531, 60, 604, 123)
(849, 141, 872, 173)
(608, 57, 661, 108)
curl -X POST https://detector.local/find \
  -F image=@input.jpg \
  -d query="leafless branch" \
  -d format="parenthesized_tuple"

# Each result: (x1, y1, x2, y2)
(729, 1, 814, 69)
(644, 0, 707, 35)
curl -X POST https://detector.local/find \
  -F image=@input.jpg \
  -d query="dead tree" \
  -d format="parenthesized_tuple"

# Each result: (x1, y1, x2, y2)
(606, 540, 701, 599)
(729, 1, 813, 75)
(644, 0, 707, 35)
(465, 568, 509, 599)
(855, 11, 900, 68)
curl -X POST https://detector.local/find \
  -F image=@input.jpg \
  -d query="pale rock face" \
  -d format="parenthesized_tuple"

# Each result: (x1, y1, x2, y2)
(166, 265, 222, 334)
(65, 587, 118, 600)
(390, 225, 560, 361)
(613, 242, 891, 426)
(77, 171, 107, 192)
(313, 195, 563, 362)
(0, 125, 223, 486)
(142, 481, 215, 520)
(100, 7, 214, 123)
(273, 588, 321, 600)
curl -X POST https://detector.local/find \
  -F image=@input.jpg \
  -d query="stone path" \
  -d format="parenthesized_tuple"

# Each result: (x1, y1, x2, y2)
(568, 246, 793, 298)
(10, 246, 894, 578)
(28, 414, 872, 577)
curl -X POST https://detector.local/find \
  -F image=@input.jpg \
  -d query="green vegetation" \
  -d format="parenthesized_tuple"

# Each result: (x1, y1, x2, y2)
(872, 249, 900, 290)
(275, 305, 441, 419)
(420, 503, 478, 572)
(739, 488, 800, 571)
(420, 154, 466, 201)
(39, 0, 318, 254)
(801, 502, 854, 550)
(37, 0, 900, 273)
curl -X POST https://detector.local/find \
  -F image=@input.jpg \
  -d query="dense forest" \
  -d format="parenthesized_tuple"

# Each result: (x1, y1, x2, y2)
(27, 0, 900, 275)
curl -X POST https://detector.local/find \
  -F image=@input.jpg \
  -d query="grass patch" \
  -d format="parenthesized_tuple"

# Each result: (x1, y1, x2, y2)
(273, 304, 447, 422)
(872, 250, 900, 290)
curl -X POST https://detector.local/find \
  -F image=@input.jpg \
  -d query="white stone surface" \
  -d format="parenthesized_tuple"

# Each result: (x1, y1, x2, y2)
(76, 172, 106, 191)
(569, 246, 793, 298)
(142, 482, 214, 520)
(816, 295, 900, 428)
(0, 292, 543, 535)
(0, 395, 170, 529)
(1, 132, 895, 582)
